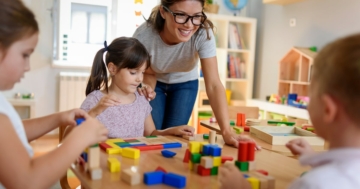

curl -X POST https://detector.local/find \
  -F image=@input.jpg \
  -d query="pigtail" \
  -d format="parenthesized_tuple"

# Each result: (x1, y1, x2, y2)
(85, 48, 109, 96)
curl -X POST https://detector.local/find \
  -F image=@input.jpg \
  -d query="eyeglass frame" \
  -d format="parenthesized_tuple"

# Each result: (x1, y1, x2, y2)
(162, 6, 207, 26)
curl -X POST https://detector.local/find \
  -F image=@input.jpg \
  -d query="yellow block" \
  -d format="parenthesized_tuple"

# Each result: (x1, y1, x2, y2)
(213, 157, 221, 166)
(122, 148, 140, 159)
(247, 177, 260, 189)
(189, 141, 200, 153)
(199, 142, 209, 152)
(106, 148, 122, 155)
(106, 138, 125, 143)
(189, 161, 193, 171)
(106, 142, 122, 149)
(107, 158, 121, 173)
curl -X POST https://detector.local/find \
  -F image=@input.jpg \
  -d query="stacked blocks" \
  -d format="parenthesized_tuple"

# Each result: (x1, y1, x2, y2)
(186, 141, 222, 176)
(235, 141, 255, 172)
(144, 171, 186, 188)
(87, 144, 102, 180)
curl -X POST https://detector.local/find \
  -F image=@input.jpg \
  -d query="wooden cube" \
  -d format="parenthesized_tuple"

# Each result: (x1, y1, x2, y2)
(121, 168, 141, 186)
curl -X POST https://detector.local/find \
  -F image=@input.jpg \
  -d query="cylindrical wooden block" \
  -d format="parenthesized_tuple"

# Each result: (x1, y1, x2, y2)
(236, 113, 243, 126)
(237, 141, 248, 161)
(247, 142, 255, 161)
(209, 131, 216, 144)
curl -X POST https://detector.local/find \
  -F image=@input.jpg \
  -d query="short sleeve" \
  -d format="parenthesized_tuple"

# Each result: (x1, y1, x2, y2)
(80, 93, 100, 112)
(196, 28, 217, 59)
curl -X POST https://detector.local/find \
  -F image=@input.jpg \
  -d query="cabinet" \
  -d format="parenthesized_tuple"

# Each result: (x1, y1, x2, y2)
(191, 14, 257, 133)
(278, 47, 316, 97)
(263, 0, 306, 5)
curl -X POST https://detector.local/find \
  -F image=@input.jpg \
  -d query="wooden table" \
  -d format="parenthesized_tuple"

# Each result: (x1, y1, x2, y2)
(200, 120, 327, 156)
(71, 135, 310, 189)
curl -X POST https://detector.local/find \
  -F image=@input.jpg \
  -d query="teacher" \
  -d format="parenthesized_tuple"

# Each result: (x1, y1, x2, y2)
(134, 0, 258, 148)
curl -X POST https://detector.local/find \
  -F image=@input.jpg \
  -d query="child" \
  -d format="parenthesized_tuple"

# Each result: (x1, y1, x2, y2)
(79, 37, 195, 138)
(0, 0, 108, 188)
(219, 33, 360, 189)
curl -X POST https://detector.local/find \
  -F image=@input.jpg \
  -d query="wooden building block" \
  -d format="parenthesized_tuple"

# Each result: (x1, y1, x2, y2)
(89, 167, 102, 180)
(209, 131, 216, 144)
(106, 148, 122, 155)
(193, 163, 199, 173)
(107, 158, 121, 173)
(132, 145, 163, 151)
(238, 141, 248, 161)
(199, 142, 209, 153)
(189, 161, 194, 171)
(88, 146, 100, 169)
(189, 141, 200, 153)
(106, 138, 125, 143)
(248, 172, 268, 189)
(197, 165, 211, 176)
(190, 153, 201, 163)
(99, 142, 112, 151)
(182, 135, 195, 141)
(247, 177, 260, 189)
(183, 149, 190, 163)
(122, 148, 140, 159)
(200, 157, 213, 169)
(221, 156, 234, 163)
(213, 157, 221, 166)
(121, 168, 141, 186)
(247, 142, 255, 161)
(248, 161, 256, 171)
(252, 172, 275, 189)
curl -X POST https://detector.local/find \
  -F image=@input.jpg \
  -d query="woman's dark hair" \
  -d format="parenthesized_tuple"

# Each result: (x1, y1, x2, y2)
(0, 0, 39, 53)
(147, 0, 215, 40)
(86, 37, 151, 96)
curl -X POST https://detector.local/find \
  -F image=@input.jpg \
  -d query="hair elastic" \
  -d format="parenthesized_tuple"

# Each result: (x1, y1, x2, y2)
(104, 41, 109, 52)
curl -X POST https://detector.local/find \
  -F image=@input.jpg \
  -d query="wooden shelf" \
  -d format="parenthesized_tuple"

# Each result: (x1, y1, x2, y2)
(263, 0, 306, 5)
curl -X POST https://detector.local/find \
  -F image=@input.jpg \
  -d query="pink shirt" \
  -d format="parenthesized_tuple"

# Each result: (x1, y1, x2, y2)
(80, 90, 152, 138)
(288, 148, 360, 189)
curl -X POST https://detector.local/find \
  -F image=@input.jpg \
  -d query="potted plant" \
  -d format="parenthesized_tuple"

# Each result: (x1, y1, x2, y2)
(204, 0, 219, 14)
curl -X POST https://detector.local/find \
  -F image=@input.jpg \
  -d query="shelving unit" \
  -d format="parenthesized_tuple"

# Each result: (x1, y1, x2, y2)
(191, 14, 257, 133)
(278, 47, 316, 97)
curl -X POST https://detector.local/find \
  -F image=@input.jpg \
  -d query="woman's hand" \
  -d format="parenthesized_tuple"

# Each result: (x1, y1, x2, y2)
(286, 138, 314, 156)
(222, 131, 261, 150)
(137, 83, 156, 101)
(168, 125, 195, 136)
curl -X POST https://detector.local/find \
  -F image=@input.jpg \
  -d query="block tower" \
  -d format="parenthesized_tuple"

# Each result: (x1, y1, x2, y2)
(235, 141, 256, 172)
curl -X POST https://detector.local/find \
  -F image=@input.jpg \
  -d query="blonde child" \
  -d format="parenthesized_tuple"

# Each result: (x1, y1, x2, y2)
(79, 37, 195, 138)
(0, 0, 108, 188)
(219, 34, 360, 189)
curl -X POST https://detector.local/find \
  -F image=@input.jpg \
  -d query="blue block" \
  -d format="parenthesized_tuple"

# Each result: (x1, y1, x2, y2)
(163, 173, 186, 188)
(209, 145, 221, 156)
(81, 152, 88, 162)
(76, 118, 85, 125)
(130, 143, 146, 147)
(118, 143, 131, 148)
(162, 142, 182, 149)
(144, 171, 164, 185)
(161, 150, 176, 158)
(243, 174, 249, 178)
(202, 145, 211, 156)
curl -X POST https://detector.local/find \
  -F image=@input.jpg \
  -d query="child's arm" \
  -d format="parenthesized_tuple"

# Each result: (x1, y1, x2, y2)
(23, 109, 88, 142)
(286, 138, 314, 156)
(219, 164, 251, 189)
(88, 94, 121, 117)
(143, 115, 195, 136)
(0, 114, 108, 189)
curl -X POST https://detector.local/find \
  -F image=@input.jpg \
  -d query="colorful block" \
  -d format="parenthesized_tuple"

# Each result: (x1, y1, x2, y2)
(161, 150, 176, 158)
(122, 148, 140, 159)
(81, 152, 88, 162)
(106, 148, 122, 155)
(200, 157, 213, 169)
(203, 134, 209, 139)
(210, 167, 218, 175)
(144, 171, 164, 185)
(199, 142, 209, 153)
(145, 136, 157, 138)
(213, 157, 221, 166)
(122, 168, 141, 186)
(256, 169, 269, 176)
(189, 141, 200, 153)
(107, 157, 120, 173)
(99, 142, 112, 151)
(190, 153, 201, 163)
(221, 156, 234, 163)
(133, 145, 163, 151)
(106, 138, 125, 143)
(197, 165, 211, 176)
(209, 145, 221, 156)
(247, 177, 260, 189)
(155, 166, 167, 173)
(235, 161, 249, 172)
(124, 139, 140, 143)
(247, 142, 255, 161)
(163, 173, 186, 188)
(183, 149, 190, 163)
(202, 145, 211, 156)
(238, 141, 248, 161)
(162, 142, 182, 149)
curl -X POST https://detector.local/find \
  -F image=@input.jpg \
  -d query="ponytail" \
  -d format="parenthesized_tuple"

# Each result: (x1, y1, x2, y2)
(85, 48, 109, 96)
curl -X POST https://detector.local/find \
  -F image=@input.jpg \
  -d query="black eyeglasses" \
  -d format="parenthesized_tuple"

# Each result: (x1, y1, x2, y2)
(162, 6, 207, 26)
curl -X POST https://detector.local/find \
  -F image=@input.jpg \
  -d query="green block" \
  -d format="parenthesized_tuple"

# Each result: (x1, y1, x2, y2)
(146, 136, 157, 138)
(203, 134, 209, 139)
(126, 139, 140, 143)
(309, 46, 317, 52)
(211, 167, 218, 175)
(191, 153, 202, 163)
(114, 142, 129, 146)
(230, 120, 235, 126)
(235, 161, 248, 172)
(90, 143, 99, 148)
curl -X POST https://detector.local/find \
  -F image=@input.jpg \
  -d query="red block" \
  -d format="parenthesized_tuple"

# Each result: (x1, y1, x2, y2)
(183, 149, 190, 163)
(155, 166, 167, 173)
(247, 142, 255, 161)
(256, 169, 269, 176)
(238, 141, 248, 161)
(236, 113, 244, 126)
(221, 156, 234, 163)
(244, 126, 250, 132)
(197, 165, 211, 176)
(99, 142, 112, 151)
(241, 114, 246, 127)
(132, 145, 163, 151)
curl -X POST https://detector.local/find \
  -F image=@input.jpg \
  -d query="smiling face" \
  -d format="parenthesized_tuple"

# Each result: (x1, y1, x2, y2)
(109, 62, 147, 95)
(0, 33, 38, 90)
(159, 1, 203, 45)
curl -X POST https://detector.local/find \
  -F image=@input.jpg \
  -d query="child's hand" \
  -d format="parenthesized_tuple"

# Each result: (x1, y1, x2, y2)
(169, 125, 195, 136)
(286, 138, 313, 156)
(223, 131, 261, 150)
(219, 164, 251, 189)
(59, 109, 90, 126)
(90, 94, 121, 117)
(73, 114, 108, 146)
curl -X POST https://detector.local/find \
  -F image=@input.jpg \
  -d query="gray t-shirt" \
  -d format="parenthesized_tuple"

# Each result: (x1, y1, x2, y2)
(133, 22, 217, 84)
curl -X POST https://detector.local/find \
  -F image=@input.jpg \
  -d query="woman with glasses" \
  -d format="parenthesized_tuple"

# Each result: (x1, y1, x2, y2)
(133, 0, 259, 149)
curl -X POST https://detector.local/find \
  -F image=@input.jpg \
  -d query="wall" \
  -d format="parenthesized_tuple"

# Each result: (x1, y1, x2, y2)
(249, 0, 360, 100)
